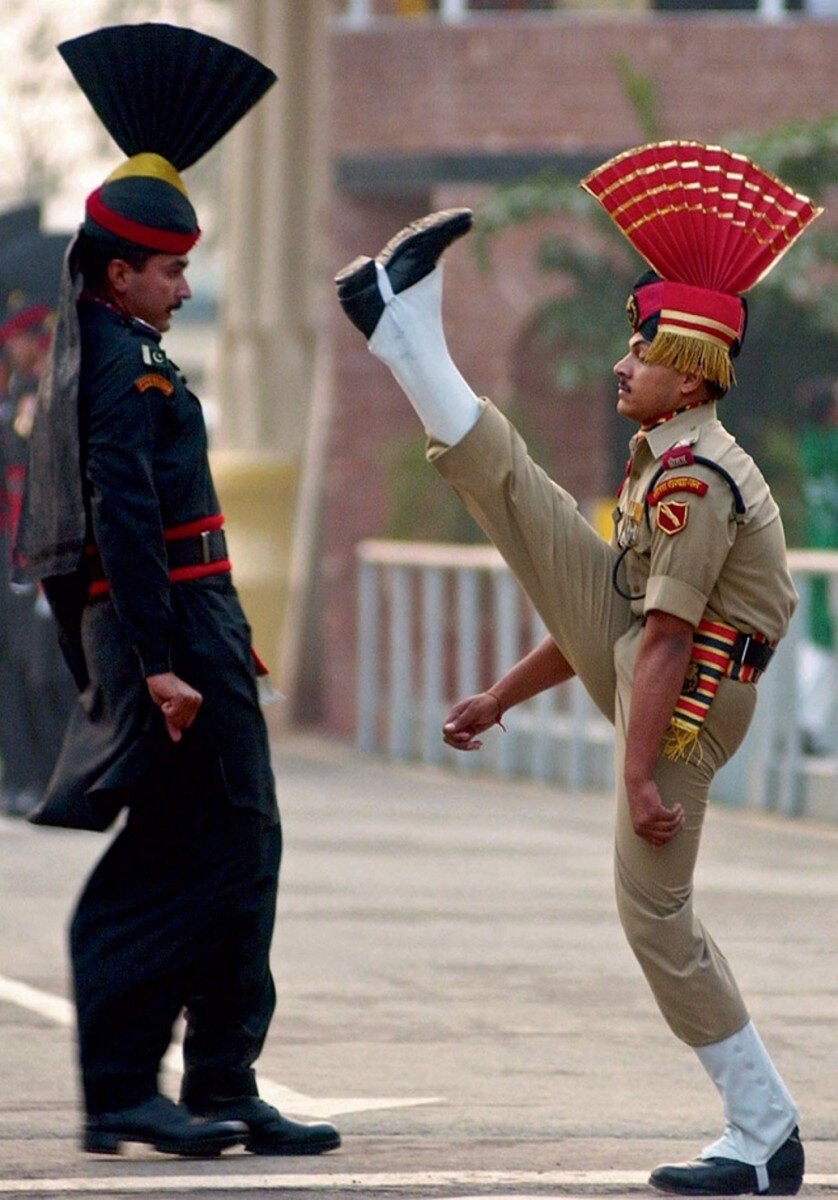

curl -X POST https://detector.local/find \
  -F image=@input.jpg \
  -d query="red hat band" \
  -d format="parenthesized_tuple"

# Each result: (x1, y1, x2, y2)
(85, 187, 200, 255)
(636, 281, 744, 352)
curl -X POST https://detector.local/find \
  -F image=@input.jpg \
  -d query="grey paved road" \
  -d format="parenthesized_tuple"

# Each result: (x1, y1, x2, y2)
(1, 731, 836, 1200)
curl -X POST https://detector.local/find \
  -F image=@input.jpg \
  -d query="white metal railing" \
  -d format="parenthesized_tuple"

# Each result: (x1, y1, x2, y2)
(338, 1, 822, 28)
(356, 540, 838, 818)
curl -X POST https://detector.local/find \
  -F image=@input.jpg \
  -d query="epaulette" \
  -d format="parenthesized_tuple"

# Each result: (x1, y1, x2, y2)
(645, 442, 746, 528)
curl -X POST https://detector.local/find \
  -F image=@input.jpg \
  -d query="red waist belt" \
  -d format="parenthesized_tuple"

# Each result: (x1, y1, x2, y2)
(86, 514, 231, 599)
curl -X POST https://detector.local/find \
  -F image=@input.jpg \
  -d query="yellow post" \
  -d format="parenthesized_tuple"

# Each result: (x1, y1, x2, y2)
(210, 452, 299, 678)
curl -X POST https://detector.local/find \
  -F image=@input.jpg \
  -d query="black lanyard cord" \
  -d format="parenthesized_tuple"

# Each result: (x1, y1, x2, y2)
(611, 545, 646, 602)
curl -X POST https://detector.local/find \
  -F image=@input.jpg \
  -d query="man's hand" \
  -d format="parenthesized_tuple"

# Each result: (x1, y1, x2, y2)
(443, 692, 502, 751)
(146, 671, 203, 742)
(624, 610, 693, 850)
(626, 777, 685, 850)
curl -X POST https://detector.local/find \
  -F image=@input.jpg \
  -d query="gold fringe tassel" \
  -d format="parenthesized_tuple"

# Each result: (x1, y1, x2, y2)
(661, 720, 705, 766)
(644, 330, 734, 393)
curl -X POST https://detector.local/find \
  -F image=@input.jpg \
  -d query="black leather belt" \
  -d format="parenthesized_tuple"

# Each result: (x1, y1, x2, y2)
(87, 530, 228, 580)
(165, 528, 228, 570)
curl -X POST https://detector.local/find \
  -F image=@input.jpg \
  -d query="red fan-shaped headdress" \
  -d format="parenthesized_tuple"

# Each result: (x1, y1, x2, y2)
(580, 141, 822, 391)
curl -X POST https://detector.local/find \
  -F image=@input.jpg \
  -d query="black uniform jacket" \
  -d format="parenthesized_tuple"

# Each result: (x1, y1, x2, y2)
(32, 299, 277, 830)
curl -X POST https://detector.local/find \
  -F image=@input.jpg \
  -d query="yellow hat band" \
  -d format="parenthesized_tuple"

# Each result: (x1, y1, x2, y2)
(105, 153, 189, 198)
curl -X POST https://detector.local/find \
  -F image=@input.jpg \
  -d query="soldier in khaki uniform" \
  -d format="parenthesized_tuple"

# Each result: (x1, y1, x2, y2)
(335, 143, 821, 1196)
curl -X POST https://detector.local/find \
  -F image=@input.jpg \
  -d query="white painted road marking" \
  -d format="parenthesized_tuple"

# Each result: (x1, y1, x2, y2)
(0, 974, 74, 1025)
(0, 1174, 836, 1195)
(0, 973, 442, 1119)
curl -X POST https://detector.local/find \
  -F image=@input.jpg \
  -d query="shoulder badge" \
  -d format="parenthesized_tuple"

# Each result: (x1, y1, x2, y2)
(135, 372, 174, 397)
(648, 475, 708, 506)
(656, 500, 689, 536)
(141, 342, 169, 369)
(660, 442, 695, 471)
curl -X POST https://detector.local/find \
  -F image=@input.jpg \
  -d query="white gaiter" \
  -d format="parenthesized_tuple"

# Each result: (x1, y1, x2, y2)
(696, 1021, 799, 1181)
(368, 262, 481, 446)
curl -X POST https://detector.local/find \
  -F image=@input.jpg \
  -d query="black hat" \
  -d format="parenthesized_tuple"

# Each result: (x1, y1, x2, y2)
(59, 23, 277, 254)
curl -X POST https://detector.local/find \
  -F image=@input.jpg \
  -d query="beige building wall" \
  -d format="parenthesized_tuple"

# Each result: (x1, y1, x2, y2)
(213, 0, 332, 690)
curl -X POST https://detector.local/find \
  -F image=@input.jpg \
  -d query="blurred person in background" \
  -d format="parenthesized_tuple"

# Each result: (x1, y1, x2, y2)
(0, 219, 75, 817)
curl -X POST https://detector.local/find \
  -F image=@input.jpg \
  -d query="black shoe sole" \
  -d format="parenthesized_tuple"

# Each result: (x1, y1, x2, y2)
(649, 1173, 803, 1196)
(334, 257, 380, 338)
(84, 1129, 242, 1156)
(334, 208, 473, 338)
(245, 1130, 342, 1156)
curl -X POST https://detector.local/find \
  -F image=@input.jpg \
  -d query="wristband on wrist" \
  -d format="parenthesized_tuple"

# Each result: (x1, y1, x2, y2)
(486, 689, 507, 733)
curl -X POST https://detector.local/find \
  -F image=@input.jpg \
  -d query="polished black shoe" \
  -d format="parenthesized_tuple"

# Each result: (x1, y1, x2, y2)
(187, 1096, 340, 1156)
(650, 1126, 804, 1195)
(334, 207, 473, 338)
(84, 1094, 246, 1157)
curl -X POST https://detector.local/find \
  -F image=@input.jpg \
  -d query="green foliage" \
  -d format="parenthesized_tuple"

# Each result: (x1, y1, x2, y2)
(614, 53, 663, 142)
(533, 236, 633, 393)
(725, 115, 838, 200)
(383, 434, 487, 544)
(470, 172, 591, 272)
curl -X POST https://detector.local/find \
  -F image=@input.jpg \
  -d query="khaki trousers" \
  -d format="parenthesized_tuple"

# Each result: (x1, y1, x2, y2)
(430, 401, 754, 1046)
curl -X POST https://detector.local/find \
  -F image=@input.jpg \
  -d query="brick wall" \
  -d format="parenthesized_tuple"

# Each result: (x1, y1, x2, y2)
(333, 18, 835, 153)
(316, 14, 836, 739)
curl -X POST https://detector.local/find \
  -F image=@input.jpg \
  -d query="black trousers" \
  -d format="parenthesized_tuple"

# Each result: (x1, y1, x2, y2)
(69, 763, 282, 1115)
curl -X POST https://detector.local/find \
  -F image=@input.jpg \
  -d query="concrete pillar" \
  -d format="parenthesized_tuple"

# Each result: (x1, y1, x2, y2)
(219, 0, 330, 457)
(213, 0, 332, 692)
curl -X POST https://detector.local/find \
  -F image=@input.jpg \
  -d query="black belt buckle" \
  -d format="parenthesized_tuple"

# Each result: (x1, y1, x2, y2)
(732, 631, 774, 675)
(732, 631, 750, 666)
(198, 528, 227, 564)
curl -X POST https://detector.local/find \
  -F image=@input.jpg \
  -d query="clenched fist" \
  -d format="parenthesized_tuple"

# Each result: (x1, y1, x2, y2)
(146, 671, 203, 743)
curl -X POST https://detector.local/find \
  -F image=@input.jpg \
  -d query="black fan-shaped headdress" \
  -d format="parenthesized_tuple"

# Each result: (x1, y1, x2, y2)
(59, 24, 276, 253)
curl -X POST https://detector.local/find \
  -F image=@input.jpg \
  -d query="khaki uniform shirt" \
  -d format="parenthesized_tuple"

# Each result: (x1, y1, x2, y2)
(614, 403, 797, 641)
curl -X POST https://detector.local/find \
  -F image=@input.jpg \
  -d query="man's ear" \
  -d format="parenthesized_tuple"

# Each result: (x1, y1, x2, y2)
(679, 368, 707, 401)
(106, 258, 134, 296)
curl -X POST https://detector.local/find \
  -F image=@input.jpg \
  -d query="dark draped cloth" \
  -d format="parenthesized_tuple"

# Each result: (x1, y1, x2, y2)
(13, 234, 86, 585)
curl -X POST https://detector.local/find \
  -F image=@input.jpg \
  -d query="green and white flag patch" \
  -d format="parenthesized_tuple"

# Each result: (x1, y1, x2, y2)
(141, 343, 169, 368)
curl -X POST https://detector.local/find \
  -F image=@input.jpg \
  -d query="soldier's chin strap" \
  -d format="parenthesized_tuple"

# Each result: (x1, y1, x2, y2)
(612, 455, 747, 603)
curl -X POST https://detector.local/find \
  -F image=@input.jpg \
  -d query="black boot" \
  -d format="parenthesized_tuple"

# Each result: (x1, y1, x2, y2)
(334, 207, 473, 338)
(186, 1096, 340, 1156)
(84, 1094, 246, 1157)
(649, 1126, 804, 1196)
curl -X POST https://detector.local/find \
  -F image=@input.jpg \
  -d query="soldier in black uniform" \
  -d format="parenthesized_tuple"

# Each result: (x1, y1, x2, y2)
(14, 25, 339, 1159)
(0, 227, 76, 817)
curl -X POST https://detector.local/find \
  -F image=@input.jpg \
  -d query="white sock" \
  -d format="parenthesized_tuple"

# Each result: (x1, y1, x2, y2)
(368, 262, 481, 446)
(695, 1022, 798, 1173)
